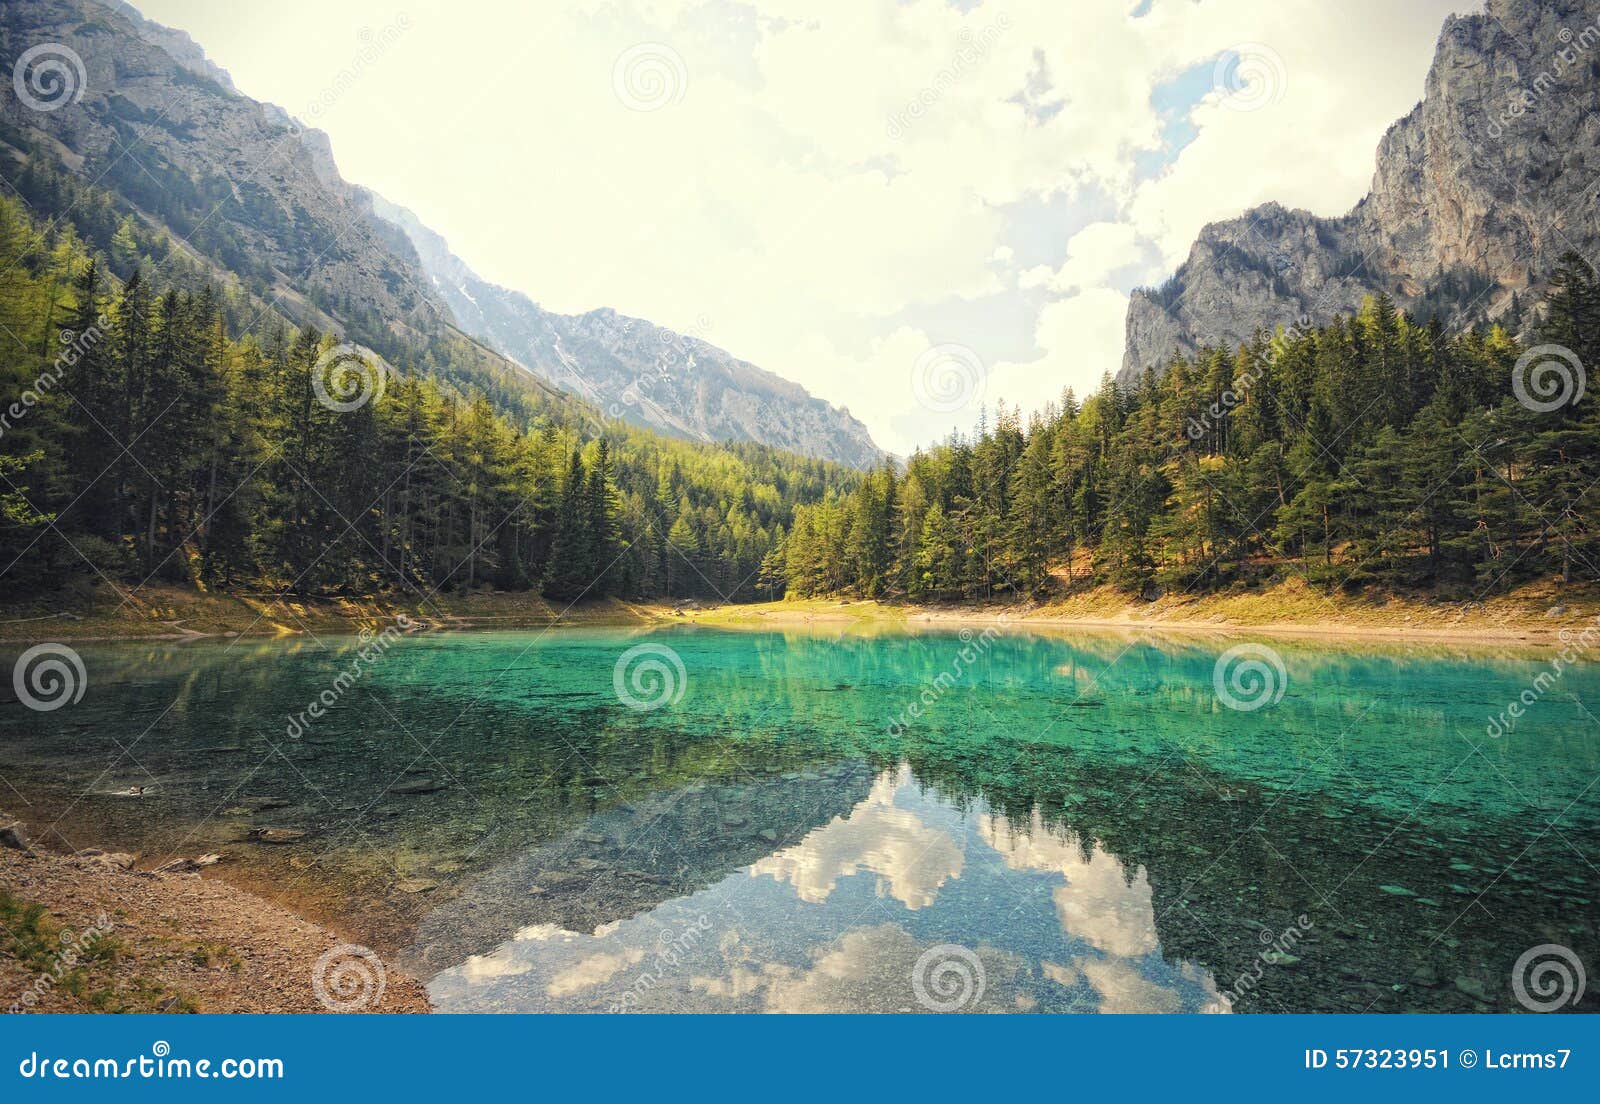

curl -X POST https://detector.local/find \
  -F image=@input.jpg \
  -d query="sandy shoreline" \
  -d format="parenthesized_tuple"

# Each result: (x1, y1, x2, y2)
(683, 584, 1600, 651)
(5, 579, 1598, 649)
(866, 608, 1571, 645)
(0, 585, 671, 644)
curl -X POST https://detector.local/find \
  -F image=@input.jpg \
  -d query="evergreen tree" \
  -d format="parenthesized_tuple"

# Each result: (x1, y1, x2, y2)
(544, 448, 593, 600)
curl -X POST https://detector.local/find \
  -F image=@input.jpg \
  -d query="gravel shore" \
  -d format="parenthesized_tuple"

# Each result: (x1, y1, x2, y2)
(1, 843, 430, 1013)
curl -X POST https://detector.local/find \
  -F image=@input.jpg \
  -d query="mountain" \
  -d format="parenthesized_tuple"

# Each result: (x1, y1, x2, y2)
(0, 0, 441, 349)
(2, 0, 565, 427)
(99, 0, 235, 93)
(1121, 0, 1600, 380)
(369, 197, 884, 468)
(0, 0, 881, 467)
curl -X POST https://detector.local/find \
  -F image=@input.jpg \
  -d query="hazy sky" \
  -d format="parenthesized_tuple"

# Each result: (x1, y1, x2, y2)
(133, 0, 1481, 454)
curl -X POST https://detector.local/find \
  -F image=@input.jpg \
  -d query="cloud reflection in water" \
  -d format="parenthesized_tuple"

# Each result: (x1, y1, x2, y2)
(427, 765, 1223, 1013)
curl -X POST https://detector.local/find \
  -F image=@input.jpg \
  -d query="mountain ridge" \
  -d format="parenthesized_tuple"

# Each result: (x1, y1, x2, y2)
(1120, 0, 1600, 381)
(368, 195, 883, 467)
(0, 0, 882, 467)
(121, 0, 884, 467)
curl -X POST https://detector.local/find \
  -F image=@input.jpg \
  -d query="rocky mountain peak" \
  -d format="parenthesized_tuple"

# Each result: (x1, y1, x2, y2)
(370, 197, 884, 468)
(1120, 0, 1600, 381)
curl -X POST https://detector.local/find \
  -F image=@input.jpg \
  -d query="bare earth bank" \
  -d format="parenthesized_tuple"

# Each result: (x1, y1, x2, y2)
(5, 578, 1597, 648)
(0, 583, 668, 643)
(0, 846, 429, 1014)
(687, 580, 1600, 649)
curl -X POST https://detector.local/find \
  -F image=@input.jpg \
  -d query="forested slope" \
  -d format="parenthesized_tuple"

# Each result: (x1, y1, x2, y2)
(0, 192, 853, 604)
(784, 268, 1600, 604)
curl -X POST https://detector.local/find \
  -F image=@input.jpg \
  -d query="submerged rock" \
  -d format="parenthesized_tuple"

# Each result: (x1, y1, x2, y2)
(1411, 966, 1441, 988)
(390, 779, 446, 796)
(249, 828, 306, 844)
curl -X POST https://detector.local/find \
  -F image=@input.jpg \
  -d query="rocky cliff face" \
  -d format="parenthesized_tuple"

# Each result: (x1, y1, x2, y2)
(371, 197, 884, 468)
(1121, 0, 1600, 380)
(0, 0, 881, 467)
(100, 0, 235, 92)
(0, 0, 459, 364)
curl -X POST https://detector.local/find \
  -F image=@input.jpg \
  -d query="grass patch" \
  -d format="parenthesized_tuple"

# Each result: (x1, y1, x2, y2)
(1, 887, 118, 1009)
(1, 887, 196, 1013)
(189, 941, 241, 970)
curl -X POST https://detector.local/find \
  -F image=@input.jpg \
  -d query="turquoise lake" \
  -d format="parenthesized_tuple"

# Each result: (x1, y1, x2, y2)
(2, 625, 1597, 1013)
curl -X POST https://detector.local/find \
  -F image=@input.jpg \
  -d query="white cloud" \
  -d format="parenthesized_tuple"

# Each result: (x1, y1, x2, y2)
(1042, 221, 1150, 294)
(131, 0, 1482, 454)
(989, 287, 1131, 412)
(1127, 2, 1483, 267)
(749, 768, 965, 909)
(981, 812, 1159, 958)
(546, 949, 646, 997)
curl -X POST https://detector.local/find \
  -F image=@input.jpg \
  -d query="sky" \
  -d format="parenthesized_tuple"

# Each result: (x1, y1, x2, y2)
(132, 0, 1483, 455)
